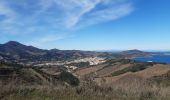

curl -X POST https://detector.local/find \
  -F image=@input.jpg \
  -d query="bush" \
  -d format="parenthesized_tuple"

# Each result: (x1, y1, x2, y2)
(58, 71, 80, 86)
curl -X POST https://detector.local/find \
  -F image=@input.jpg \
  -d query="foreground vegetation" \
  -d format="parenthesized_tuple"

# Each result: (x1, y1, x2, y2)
(1, 78, 170, 100)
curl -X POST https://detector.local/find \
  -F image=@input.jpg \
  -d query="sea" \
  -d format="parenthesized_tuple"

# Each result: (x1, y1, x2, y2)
(132, 53, 170, 64)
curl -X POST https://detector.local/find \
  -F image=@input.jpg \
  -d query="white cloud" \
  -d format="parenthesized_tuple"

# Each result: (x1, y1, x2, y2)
(0, 0, 135, 34)
(78, 3, 133, 27)
(51, 0, 134, 28)
(26, 34, 66, 48)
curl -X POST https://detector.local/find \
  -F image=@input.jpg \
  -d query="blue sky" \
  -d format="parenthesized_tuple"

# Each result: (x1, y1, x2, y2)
(0, 0, 170, 50)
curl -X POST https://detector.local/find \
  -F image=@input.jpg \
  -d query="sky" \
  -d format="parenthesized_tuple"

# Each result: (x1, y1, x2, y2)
(0, 0, 170, 51)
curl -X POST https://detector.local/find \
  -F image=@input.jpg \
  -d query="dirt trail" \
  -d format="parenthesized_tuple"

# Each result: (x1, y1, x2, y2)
(96, 64, 132, 77)
(75, 64, 108, 76)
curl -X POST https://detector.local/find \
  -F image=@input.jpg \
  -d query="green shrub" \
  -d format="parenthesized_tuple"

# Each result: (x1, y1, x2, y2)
(58, 71, 79, 86)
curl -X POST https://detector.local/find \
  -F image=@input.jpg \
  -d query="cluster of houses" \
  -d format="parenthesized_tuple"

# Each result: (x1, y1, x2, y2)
(34, 57, 106, 72)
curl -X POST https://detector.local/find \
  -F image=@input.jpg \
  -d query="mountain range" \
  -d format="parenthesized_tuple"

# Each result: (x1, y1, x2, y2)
(0, 41, 112, 63)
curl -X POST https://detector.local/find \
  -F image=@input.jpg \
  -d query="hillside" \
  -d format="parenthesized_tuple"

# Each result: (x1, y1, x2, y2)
(1, 59, 170, 99)
(118, 49, 152, 58)
(0, 61, 79, 86)
(75, 59, 170, 87)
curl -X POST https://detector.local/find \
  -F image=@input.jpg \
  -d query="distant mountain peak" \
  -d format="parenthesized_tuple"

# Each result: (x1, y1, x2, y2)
(125, 49, 142, 52)
(128, 49, 141, 51)
(50, 48, 60, 51)
(6, 41, 20, 44)
(5, 41, 23, 46)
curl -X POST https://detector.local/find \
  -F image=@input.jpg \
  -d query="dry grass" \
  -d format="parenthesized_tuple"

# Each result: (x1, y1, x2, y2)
(94, 72, 135, 85)
(1, 77, 170, 100)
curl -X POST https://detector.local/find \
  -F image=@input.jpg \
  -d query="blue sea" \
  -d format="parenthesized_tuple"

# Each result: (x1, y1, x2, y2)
(132, 53, 170, 64)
